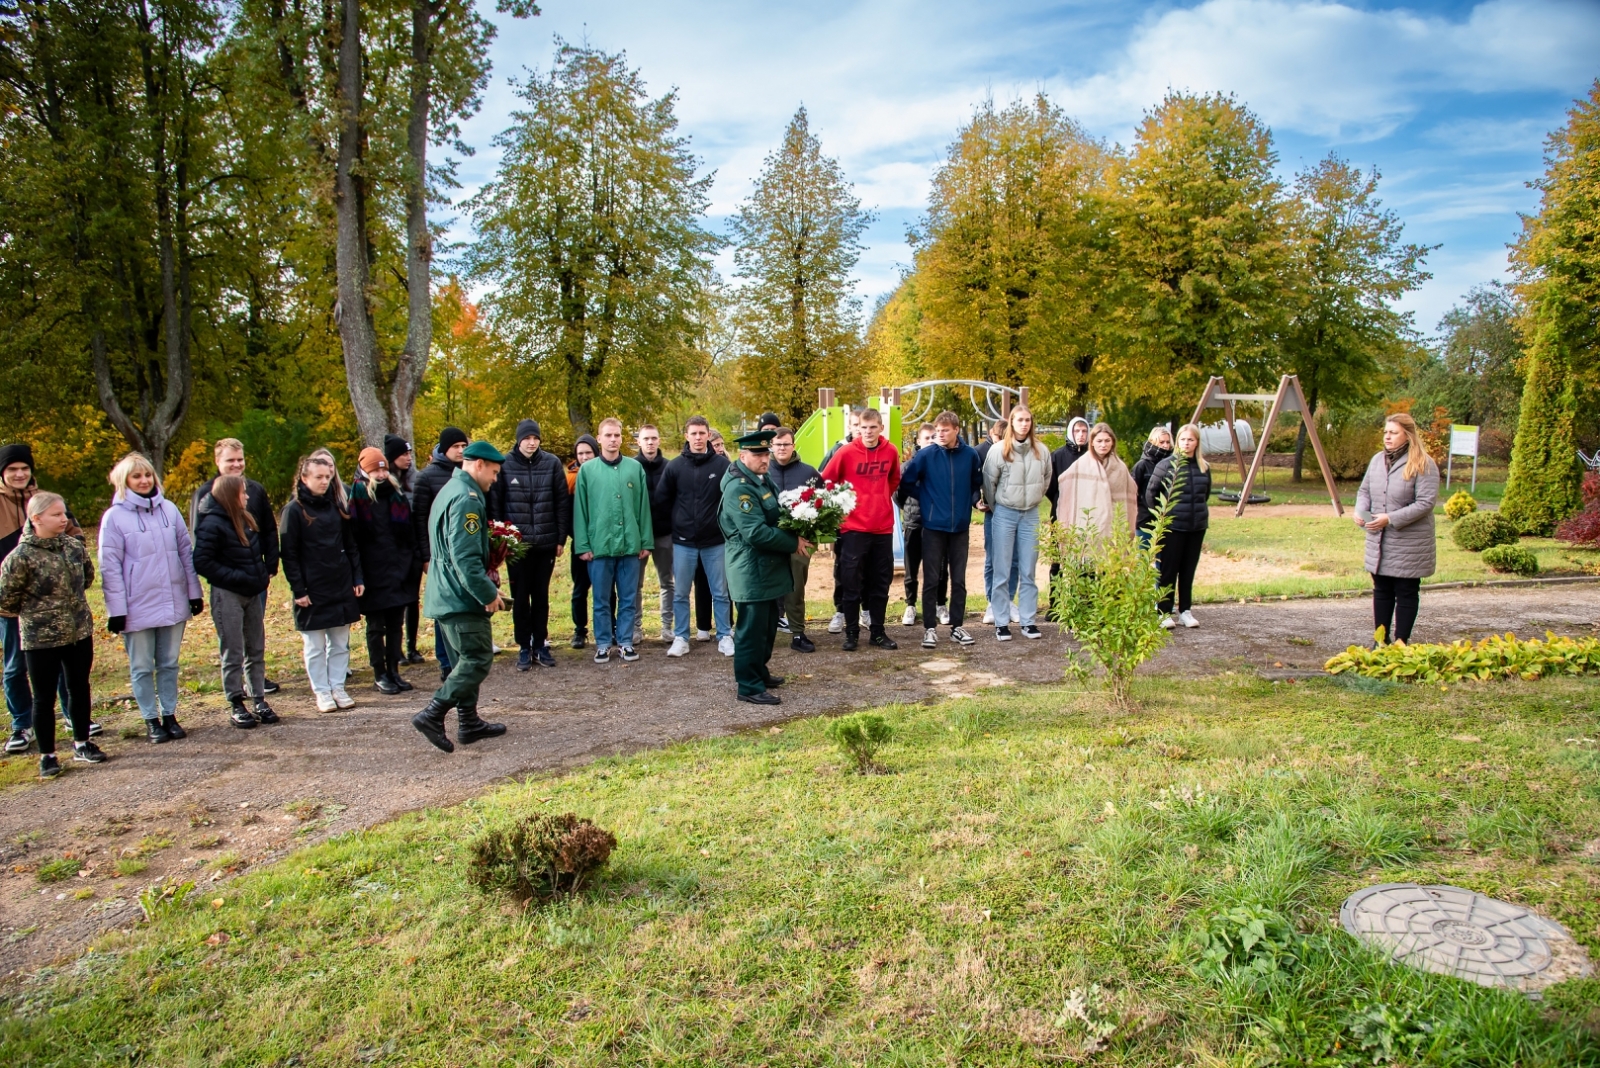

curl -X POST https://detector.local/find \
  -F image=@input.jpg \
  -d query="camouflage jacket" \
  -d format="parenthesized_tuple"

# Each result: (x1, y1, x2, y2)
(0, 529, 96, 650)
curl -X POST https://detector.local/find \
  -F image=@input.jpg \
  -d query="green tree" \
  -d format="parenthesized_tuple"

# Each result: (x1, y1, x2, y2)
(912, 95, 1109, 416)
(1282, 156, 1432, 479)
(1405, 284, 1525, 446)
(729, 107, 872, 426)
(1502, 81, 1600, 534)
(466, 42, 719, 435)
(1101, 92, 1289, 419)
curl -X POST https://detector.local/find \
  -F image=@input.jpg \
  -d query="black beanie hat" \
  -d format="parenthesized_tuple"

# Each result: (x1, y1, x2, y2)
(383, 434, 412, 464)
(515, 418, 542, 444)
(437, 426, 469, 451)
(574, 434, 600, 457)
(0, 442, 35, 475)
(757, 411, 781, 430)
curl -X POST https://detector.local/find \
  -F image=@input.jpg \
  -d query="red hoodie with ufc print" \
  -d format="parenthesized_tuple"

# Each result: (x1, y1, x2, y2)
(821, 437, 902, 535)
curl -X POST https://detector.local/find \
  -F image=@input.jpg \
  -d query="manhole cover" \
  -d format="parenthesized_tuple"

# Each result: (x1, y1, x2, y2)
(1341, 883, 1592, 993)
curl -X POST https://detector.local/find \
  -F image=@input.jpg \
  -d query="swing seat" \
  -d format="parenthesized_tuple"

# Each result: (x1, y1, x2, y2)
(1216, 489, 1271, 505)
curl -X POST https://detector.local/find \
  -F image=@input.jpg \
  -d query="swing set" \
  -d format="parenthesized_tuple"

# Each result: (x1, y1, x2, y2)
(1190, 374, 1344, 518)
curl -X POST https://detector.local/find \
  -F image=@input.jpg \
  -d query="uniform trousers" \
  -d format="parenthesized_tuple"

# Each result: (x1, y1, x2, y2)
(733, 600, 780, 697)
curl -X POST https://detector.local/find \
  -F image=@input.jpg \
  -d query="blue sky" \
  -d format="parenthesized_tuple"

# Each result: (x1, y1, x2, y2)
(449, 0, 1600, 339)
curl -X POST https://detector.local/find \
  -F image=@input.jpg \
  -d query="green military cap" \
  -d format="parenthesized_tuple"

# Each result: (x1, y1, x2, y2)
(733, 429, 776, 453)
(462, 440, 506, 463)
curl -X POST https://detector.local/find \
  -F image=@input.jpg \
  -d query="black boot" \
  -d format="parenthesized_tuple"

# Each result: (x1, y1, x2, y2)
(374, 672, 401, 695)
(392, 670, 414, 692)
(842, 628, 860, 652)
(161, 715, 186, 739)
(569, 629, 588, 650)
(457, 705, 506, 745)
(869, 630, 898, 650)
(229, 696, 258, 729)
(411, 699, 455, 753)
(253, 697, 280, 724)
(146, 719, 171, 744)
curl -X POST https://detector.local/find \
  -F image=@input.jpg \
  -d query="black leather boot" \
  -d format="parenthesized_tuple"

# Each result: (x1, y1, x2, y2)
(456, 705, 506, 745)
(253, 697, 280, 724)
(374, 672, 401, 695)
(146, 719, 171, 744)
(842, 628, 860, 652)
(229, 696, 257, 729)
(161, 715, 186, 739)
(411, 699, 455, 753)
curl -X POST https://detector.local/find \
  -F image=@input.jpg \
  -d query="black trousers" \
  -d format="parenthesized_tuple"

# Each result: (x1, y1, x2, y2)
(509, 548, 558, 650)
(1373, 574, 1421, 643)
(695, 561, 712, 632)
(405, 600, 420, 654)
(921, 528, 968, 628)
(904, 526, 949, 608)
(365, 605, 406, 675)
(571, 551, 591, 635)
(837, 531, 894, 634)
(733, 600, 780, 696)
(27, 637, 93, 755)
(1157, 528, 1206, 614)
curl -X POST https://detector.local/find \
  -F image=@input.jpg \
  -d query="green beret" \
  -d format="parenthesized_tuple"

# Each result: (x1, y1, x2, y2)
(733, 429, 776, 453)
(462, 440, 506, 463)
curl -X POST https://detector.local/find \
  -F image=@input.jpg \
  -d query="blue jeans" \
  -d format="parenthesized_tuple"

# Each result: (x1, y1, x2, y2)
(981, 511, 1021, 618)
(2, 614, 68, 733)
(988, 505, 1040, 626)
(671, 544, 731, 640)
(588, 555, 642, 651)
(125, 622, 186, 721)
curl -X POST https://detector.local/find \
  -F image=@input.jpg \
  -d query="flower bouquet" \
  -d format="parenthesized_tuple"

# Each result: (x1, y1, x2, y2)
(776, 479, 856, 543)
(487, 520, 529, 570)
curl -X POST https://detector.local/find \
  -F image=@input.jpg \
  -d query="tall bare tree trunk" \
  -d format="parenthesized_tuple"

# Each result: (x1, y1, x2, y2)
(334, 0, 389, 447)
(390, 0, 436, 442)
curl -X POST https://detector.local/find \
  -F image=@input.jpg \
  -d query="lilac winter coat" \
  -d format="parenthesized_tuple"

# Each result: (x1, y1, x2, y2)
(98, 489, 202, 632)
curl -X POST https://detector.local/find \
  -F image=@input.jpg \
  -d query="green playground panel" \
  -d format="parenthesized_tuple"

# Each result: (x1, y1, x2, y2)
(793, 400, 902, 470)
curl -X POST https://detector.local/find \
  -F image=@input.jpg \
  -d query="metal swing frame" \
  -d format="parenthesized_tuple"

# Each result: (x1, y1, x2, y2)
(1190, 374, 1344, 518)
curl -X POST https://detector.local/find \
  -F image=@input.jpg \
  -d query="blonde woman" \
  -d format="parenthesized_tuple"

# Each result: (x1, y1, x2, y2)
(1055, 422, 1139, 549)
(981, 405, 1053, 641)
(1356, 413, 1439, 644)
(1130, 426, 1174, 546)
(98, 453, 203, 742)
(279, 452, 363, 712)
(1145, 424, 1212, 628)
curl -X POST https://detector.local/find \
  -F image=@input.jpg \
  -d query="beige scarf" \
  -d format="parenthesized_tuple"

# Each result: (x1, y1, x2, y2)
(1056, 451, 1138, 546)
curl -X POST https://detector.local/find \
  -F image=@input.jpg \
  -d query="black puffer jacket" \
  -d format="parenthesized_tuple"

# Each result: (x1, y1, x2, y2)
(191, 476, 279, 577)
(279, 484, 364, 631)
(1045, 440, 1089, 521)
(411, 447, 460, 563)
(493, 446, 571, 551)
(655, 448, 730, 547)
(636, 449, 671, 539)
(1145, 454, 1212, 533)
(350, 475, 420, 614)
(769, 455, 819, 495)
(1130, 441, 1174, 529)
(191, 494, 272, 598)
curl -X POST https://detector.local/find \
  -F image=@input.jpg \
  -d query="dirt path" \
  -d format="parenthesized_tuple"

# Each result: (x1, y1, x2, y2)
(3, 583, 1596, 980)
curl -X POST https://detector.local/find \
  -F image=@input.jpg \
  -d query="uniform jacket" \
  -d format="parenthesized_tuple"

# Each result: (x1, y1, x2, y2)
(98, 489, 201, 632)
(1145, 454, 1212, 533)
(982, 437, 1053, 513)
(411, 447, 461, 564)
(1130, 442, 1174, 529)
(719, 461, 799, 602)
(190, 477, 278, 576)
(350, 474, 421, 614)
(901, 442, 984, 533)
(423, 468, 500, 619)
(655, 447, 730, 548)
(821, 438, 902, 535)
(191, 494, 272, 598)
(0, 529, 95, 650)
(492, 447, 571, 551)
(572, 455, 653, 559)
(1357, 448, 1439, 579)
(279, 484, 363, 632)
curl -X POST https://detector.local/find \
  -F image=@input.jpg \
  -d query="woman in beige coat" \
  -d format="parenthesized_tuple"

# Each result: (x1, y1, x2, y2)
(1056, 423, 1139, 550)
(1355, 412, 1439, 644)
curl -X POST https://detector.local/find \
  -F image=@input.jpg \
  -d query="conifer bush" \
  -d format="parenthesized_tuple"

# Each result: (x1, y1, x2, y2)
(1450, 510, 1519, 552)
(1481, 544, 1539, 576)
(1444, 490, 1478, 520)
(467, 812, 617, 903)
(825, 713, 894, 773)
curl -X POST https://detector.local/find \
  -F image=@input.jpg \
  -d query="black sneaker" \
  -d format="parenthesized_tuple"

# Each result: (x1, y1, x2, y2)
(535, 647, 556, 668)
(737, 691, 781, 706)
(375, 674, 402, 695)
(229, 699, 258, 729)
(1020, 625, 1043, 640)
(147, 720, 171, 744)
(86, 721, 102, 738)
(517, 648, 532, 672)
(161, 715, 187, 739)
(790, 633, 815, 653)
(4, 729, 30, 755)
(841, 631, 859, 652)
(263, 678, 281, 695)
(593, 647, 611, 664)
(570, 631, 588, 650)
(996, 626, 1013, 642)
(951, 626, 976, 646)
(253, 699, 280, 725)
(619, 646, 640, 662)
(776, 616, 790, 633)
(39, 753, 61, 779)
(869, 633, 898, 650)
(73, 740, 107, 763)
(922, 628, 938, 649)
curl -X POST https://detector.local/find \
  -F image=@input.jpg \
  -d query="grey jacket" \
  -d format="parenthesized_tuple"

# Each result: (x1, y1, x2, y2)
(1356, 449, 1439, 579)
(983, 438, 1053, 512)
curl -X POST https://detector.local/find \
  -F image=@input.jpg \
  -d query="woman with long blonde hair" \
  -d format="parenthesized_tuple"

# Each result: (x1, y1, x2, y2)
(981, 405, 1053, 640)
(1355, 412, 1439, 644)
(280, 452, 364, 712)
(1145, 424, 1212, 628)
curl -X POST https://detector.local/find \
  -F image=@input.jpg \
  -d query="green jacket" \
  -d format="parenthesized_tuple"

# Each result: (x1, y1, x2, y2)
(719, 461, 798, 602)
(573, 455, 653, 558)
(0, 530, 95, 650)
(423, 469, 499, 620)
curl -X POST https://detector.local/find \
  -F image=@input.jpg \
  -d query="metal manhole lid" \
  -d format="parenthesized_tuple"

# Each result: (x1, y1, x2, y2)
(1340, 882, 1591, 993)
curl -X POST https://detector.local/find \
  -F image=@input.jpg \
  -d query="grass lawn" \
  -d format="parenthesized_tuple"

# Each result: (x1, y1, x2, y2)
(5, 674, 1599, 1065)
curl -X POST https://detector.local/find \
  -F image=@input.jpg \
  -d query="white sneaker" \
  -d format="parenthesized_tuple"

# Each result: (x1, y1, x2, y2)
(982, 607, 994, 625)
(314, 691, 338, 713)
(901, 605, 917, 626)
(491, 641, 503, 654)
(1160, 615, 1177, 630)
(860, 609, 871, 626)
(718, 635, 735, 657)
(332, 688, 355, 709)
(937, 605, 950, 626)
(828, 612, 845, 634)
(695, 629, 712, 642)
(667, 637, 690, 658)
(660, 630, 674, 643)
(1179, 610, 1199, 629)
(632, 629, 643, 647)
(921, 628, 938, 649)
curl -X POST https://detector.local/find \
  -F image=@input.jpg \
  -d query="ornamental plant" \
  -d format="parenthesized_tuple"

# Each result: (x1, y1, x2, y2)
(1451, 510, 1519, 552)
(467, 812, 617, 903)
(1555, 472, 1600, 548)
(776, 478, 855, 543)
(1325, 631, 1600, 684)
(825, 712, 894, 773)
(1444, 490, 1478, 520)
(1481, 544, 1539, 576)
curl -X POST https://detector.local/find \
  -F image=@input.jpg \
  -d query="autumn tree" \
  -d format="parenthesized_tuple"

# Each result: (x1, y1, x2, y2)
(467, 42, 719, 435)
(729, 107, 872, 425)
(1406, 284, 1525, 444)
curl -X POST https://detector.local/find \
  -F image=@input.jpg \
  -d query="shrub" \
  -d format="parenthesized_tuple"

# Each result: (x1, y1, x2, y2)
(1444, 490, 1478, 520)
(1481, 544, 1539, 576)
(1318, 419, 1383, 480)
(1326, 631, 1600, 684)
(825, 713, 893, 773)
(37, 857, 82, 883)
(1501, 313, 1582, 535)
(1451, 510, 1519, 552)
(1555, 471, 1600, 547)
(1193, 905, 1301, 980)
(467, 812, 617, 903)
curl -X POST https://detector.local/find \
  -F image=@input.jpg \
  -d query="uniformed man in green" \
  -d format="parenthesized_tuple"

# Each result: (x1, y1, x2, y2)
(719, 430, 813, 705)
(412, 440, 509, 752)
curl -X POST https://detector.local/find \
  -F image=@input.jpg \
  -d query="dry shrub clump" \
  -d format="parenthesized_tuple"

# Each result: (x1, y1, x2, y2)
(468, 812, 617, 903)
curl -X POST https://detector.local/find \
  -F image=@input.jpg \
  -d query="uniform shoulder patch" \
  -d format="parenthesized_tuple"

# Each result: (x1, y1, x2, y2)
(738, 495, 754, 513)
(464, 511, 481, 535)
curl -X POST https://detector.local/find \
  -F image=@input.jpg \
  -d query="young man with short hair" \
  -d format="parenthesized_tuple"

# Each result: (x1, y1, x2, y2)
(765, 427, 818, 652)
(384, 434, 426, 664)
(655, 416, 733, 658)
(633, 425, 674, 643)
(900, 411, 983, 648)
(821, 407, 900, 652)
(572, 418, 653, 663)
(896, 423, 949, 627)
(493, 419, 571, 670)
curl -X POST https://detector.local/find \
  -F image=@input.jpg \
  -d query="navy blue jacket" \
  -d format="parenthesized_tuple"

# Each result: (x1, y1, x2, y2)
(898, 442, 984, 534)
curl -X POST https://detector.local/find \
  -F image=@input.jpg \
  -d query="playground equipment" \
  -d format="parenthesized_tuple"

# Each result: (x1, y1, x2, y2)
(1190, 374, 1343, 518)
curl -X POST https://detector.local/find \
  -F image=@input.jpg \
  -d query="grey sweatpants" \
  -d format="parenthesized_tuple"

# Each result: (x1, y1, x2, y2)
(636, 533, 675, 636)
(211, 586, 266, 700)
